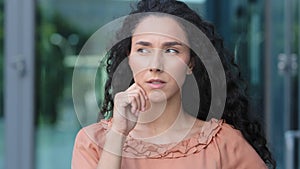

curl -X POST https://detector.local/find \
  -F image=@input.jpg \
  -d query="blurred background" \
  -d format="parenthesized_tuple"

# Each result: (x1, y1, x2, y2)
(1, 0, 300, 168)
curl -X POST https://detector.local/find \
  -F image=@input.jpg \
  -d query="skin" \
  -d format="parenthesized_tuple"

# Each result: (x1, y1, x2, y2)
(98, 16, 203, 169)
(112, 16, 197, 135)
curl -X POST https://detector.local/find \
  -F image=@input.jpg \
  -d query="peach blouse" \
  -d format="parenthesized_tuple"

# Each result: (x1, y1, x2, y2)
(72, 118, 268, 169)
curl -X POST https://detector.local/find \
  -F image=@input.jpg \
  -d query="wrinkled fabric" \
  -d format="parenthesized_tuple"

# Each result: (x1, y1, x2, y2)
(72, 118, 268, 169)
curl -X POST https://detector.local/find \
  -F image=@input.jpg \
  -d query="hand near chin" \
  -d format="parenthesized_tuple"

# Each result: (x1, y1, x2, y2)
(112, 83, 148, 136)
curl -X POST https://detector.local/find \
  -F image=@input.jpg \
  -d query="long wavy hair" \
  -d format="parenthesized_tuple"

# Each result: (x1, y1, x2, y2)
(99, 0, 276, 168)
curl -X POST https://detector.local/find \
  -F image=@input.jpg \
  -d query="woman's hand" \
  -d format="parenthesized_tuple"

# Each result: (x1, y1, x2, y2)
(111, 83, 148, 136)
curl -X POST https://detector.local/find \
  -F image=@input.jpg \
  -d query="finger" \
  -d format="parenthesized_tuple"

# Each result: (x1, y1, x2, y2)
(126, 84, 147, 112)
(134, 93, 141, 113)
(129, 96, 138, 114)
(114, 92, 129, 108)
(138, 92, 146, 111)
(129, 83, 148, 100)
(133, 92, 141, 113)
(134, 110, 139, 117)
(128, 90, 143, 111)
(135, 84, 148, 100)
(126, 83, 139, 91)
(133, 86, 147, 111)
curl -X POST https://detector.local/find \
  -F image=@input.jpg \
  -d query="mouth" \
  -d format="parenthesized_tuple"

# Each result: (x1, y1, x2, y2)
(146, 79, 166, 89)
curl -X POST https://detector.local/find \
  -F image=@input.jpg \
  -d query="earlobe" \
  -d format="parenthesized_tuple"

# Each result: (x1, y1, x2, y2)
(186, 60, 194, 75)
(186, 67, 193, 75)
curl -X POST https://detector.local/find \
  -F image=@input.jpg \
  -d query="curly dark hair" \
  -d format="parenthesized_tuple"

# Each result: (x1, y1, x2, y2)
(99, 0, 276, 168)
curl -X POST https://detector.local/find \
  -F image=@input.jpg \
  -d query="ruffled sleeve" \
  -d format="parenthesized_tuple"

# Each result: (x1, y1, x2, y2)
(215, 123, 268, 169)
(71, 120, 111, 169)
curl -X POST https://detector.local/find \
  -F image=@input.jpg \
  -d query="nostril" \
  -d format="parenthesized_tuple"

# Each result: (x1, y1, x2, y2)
(149, 68, 162, 72)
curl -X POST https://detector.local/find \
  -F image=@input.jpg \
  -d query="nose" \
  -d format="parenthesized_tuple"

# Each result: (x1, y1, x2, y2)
(149, 67, 162, 72)
(148, 49, 163, 72)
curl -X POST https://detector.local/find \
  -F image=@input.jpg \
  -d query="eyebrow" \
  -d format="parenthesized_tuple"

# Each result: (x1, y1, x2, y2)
(135, 41, 151, 46)
(162, 41, 183, 47)
(135, 41, 183, 47)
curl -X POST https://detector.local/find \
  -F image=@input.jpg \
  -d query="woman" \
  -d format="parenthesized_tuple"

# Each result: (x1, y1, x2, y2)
(72, 0, 276, 168)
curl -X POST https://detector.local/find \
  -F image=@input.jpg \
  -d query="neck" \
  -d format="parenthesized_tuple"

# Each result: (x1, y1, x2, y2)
(134, 91, 185, 136)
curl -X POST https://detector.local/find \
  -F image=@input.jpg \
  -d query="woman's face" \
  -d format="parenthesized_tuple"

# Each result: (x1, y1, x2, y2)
(128, 16, 191, 102)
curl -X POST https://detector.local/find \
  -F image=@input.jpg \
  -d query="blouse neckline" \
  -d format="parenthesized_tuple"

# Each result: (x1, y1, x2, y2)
(118, 118, 224, 159)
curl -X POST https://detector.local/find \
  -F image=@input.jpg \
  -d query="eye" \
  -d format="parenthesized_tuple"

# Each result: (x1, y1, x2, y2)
(137, 48, 150, 54)
(165, 48, 179, 54)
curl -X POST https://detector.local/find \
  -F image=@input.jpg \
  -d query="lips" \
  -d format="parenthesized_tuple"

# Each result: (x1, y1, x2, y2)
(146, 79, 166, 89)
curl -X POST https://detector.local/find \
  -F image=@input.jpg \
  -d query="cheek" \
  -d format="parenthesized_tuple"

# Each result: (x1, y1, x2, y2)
(128, 55, 149, 75)
(164, 59, 188, 86)
(128, 55, 151, 84)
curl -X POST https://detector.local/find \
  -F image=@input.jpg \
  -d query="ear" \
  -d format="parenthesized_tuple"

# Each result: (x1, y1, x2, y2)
(186, 58, 194, 75)
(127, 51, 132, 66)
(186, 65, 193, 75)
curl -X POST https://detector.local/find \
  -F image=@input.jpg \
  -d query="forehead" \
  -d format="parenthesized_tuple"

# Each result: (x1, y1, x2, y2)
(132, 16, 189, 45)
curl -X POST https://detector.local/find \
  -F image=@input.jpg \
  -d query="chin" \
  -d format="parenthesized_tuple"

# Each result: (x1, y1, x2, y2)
(148, 90, 167, 103)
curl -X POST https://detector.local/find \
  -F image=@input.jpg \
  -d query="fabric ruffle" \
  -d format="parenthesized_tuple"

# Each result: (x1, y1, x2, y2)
(120, 118, 223, 159)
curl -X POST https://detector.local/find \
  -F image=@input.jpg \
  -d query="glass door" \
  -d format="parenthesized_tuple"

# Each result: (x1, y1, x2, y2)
(281, 0, 300, 168)
(35, 1, 132, 168)
(0, 0, 4, 168)
(35, 1, 88, 168)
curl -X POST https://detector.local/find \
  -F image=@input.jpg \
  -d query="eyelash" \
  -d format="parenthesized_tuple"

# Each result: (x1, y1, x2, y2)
(165, 49, 179, 54)
(137, 48, 150, 54)
(137, 48, 179, 54)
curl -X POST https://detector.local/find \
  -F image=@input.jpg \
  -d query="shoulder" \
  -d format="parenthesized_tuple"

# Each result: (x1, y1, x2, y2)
(217, 121, 245, 143)
(213, 120, 267, 169)
(74, 119, 112, 147)
(72, 119, 112, 169)
(216, 121, 256, 153)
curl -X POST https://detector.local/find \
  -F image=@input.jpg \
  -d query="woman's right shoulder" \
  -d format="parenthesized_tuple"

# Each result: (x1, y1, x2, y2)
(72, 119, 113, 169)
(75, 118, 113, 147)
